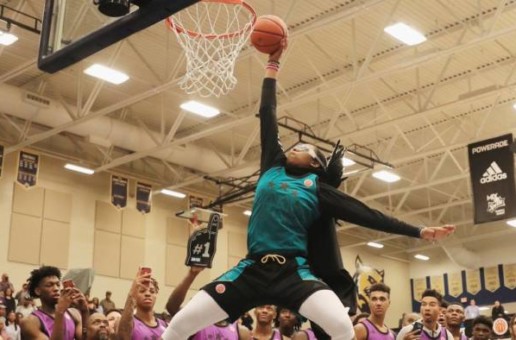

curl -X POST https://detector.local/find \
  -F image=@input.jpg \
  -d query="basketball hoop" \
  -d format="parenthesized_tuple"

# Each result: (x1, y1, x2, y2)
(166, 0, 256, 97)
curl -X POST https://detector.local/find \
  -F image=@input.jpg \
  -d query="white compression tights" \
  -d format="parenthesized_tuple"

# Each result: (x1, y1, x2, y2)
(299, 289, 355, 340)
(161, 289, 354, 340)
(161, 290, 229, 340)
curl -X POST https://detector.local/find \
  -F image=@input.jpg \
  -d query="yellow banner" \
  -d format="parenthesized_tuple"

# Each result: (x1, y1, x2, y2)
(448, 272, 463, 297)
(413, 278, 427, 301)
(503, 264, 516, 289)
(430, 275, 445, 295)
(484, 266, 500, 292)
(466, 269, 481, 294)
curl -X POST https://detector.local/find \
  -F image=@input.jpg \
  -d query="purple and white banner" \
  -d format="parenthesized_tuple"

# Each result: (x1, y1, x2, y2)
(111, 175, 128, 209)
(468, 134, 516, 224)
(17, 151, 39, 188)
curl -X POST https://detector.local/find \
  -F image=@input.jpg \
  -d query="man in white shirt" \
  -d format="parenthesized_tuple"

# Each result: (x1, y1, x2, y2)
(464, 299, 480, 337)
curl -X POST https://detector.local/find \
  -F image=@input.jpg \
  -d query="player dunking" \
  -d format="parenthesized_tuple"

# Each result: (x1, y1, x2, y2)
(162, 40, 455, 340)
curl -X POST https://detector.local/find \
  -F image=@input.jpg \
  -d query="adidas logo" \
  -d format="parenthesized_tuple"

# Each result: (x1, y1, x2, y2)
(480, 161, 507, 184)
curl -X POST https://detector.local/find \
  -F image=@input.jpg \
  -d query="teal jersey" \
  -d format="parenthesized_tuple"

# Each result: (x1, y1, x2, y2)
(247, 166, 320, 255)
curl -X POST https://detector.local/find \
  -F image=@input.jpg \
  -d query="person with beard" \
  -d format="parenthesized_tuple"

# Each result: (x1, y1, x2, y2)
(116, 268, 166, 340)
(396, 289, 453, 340)
(354, 283, 395, 340)
(471, 316, 492, 340)
(445, 303, 466, 340)
(20, 265, 89, 339)
(162, 39, 455, 340)
(86, 313, 109, 340)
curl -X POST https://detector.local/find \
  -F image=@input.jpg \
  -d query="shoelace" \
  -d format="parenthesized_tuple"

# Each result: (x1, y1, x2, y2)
(260, 254, 287, 264)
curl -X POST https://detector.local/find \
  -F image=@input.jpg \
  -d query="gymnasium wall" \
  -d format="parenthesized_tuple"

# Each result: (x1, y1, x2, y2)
(0, 150, 249, 312)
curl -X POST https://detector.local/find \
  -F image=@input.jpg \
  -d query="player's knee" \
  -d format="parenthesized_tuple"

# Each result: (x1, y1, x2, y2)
(324, 313, 355, 340)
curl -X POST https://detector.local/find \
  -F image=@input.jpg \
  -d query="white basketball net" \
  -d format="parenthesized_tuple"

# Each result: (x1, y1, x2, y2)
(167, 1, 256, 97)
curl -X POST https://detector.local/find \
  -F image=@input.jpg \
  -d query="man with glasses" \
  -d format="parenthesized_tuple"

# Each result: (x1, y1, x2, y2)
(163, 39, 455, 340)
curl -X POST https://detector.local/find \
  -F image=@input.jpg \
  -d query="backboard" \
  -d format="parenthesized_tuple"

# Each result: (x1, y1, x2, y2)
(38, 0, 198, 73)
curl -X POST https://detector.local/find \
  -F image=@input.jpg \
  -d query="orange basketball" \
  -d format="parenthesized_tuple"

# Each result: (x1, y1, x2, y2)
(250, 15, 288, 54)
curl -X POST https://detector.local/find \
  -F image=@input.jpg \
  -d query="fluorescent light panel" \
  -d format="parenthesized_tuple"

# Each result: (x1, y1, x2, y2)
(84, 64, 129, 85)
(160, 189, 186, 198)
(342, 157, 356, 166)
(367, 241, 384, 249)
(512, 103, 516, 110)
(0, 32, 18, 46)
(64, 163, 95, 175)
(180, 101, 220, 118)
(507, 219, 516, 227)
(372, 170, 400, 183)
(384, 22, 427, 46)
(243, 210, 252, 216)
(414, 254, 430, 261)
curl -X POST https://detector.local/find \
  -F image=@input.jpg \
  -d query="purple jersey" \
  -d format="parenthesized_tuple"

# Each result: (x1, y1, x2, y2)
(361, 319, 395, 340)
(421, 326, 449, 340)
(300, 329, 317, 340)
(132, 315, 167, 340)
(191, 322, 240, 340)
(32, 309, 76, 340)
(253, 329, 281, 340)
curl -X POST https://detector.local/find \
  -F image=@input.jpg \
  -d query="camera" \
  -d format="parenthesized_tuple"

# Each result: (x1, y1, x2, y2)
(411, 321, 424, 334)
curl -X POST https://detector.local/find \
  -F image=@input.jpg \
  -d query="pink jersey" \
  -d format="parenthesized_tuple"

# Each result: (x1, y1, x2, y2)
(299, 329, 317, 340)
(131, 315, 167, 340)
(361, 319, 395, 340)
(32, 309, 76, 340)
(191, 322, 240, 340)
(253, 329, 281, 340)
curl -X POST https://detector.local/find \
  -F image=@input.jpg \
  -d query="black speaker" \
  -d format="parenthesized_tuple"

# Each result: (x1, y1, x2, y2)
(511, 139, 516, 153)
(98, 0, 130, 17)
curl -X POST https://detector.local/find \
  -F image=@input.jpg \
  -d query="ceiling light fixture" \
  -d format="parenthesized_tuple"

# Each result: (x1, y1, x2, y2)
(180, 100, 220, 118)
(64, 163, 95, 175)
(243, 210, 252, 216)
(342, 157, 356, 166)
(414, 254, 430, 261)
(367, 241, 384, 249)
(160, 189, 186, 199)
(507, 219, 516, 227)
(0, 31, 18, 46)
(384, 22, 427, 46)
(84, 64, 129, 85)
(372, 170, 401, 183)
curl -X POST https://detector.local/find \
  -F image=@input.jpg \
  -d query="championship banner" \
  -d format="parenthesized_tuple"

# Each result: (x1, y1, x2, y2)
(0, 144, 4, 178)
(466, 269, 481, 295)
(430, 275, 445, 295)
(483, 266, 500, 292)
(17, 151, 39, 188)
(447, 272, 463, 297)
(467, 134, 516, 223)
(111, 175, 128, 209)
(185, 213, 220, 268)
(413, 278, 427, 300)
(503, 263, 516, 289)
(136, 182, 152, 214)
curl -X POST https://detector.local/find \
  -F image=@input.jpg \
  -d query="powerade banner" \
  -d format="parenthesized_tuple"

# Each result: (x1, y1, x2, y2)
(111, 175, 128, 209)
(136, 182, 152, 214)
(17, 151, 39, 188)
(467, 134, 516, 224)
(0, 145, 3, 178)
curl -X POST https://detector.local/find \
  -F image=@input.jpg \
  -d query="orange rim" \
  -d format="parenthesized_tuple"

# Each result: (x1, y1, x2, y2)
(165, 1, 256, 39)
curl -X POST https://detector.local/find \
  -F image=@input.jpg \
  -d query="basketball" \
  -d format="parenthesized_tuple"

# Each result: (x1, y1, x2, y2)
(250, 15, 288, 54)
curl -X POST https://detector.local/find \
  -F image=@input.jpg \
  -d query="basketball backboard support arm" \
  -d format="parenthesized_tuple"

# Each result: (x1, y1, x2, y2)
(38, 0, 199, 73)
